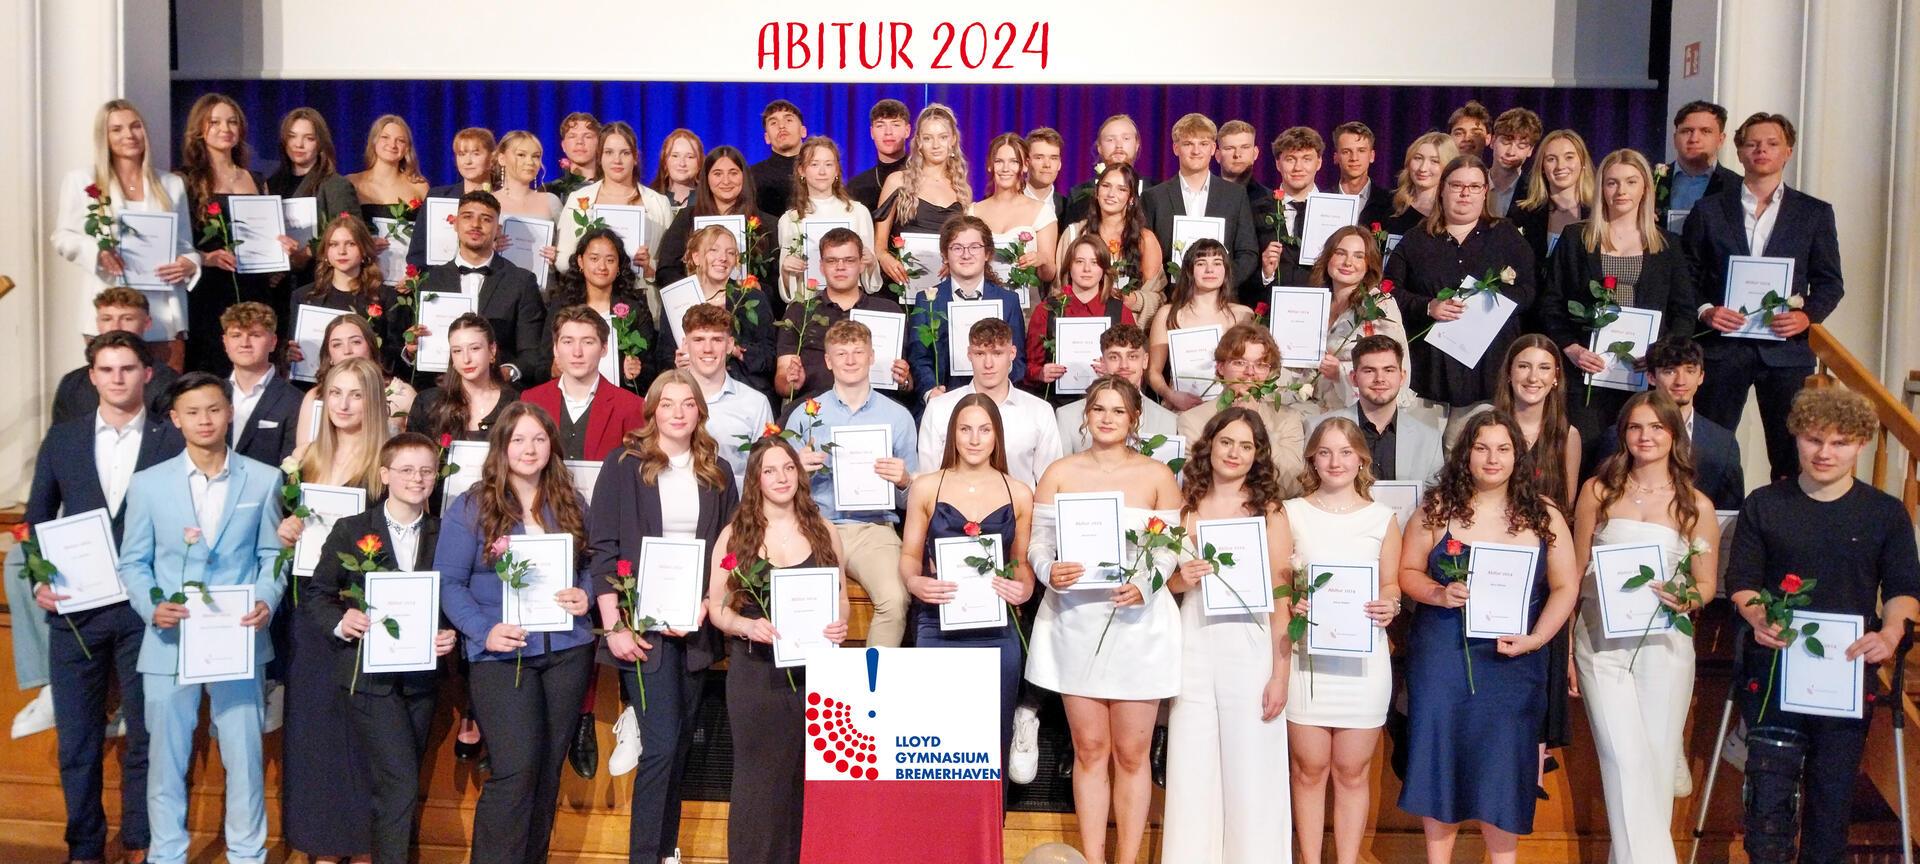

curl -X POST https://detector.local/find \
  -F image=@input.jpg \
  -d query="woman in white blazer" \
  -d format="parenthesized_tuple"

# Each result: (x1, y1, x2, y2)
(555, 121, 674, 321)
(51, 99, 200, 368)
(774, 136, 879, 300)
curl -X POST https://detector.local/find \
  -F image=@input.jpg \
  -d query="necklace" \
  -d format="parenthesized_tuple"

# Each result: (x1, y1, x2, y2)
(1312, 495, 1364, 514)
(1628, 476, 1673, 505)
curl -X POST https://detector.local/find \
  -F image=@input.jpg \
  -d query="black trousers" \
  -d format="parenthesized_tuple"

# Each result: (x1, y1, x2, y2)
(726, 641, 805, 864)
(1740, 657, 1870, 864)
(614, 640, 706, 862)
(466, 645, 593, 864)
(1694, 344, 1811, 482)
(50, 603, 149, 862)
(348, 683, 438, 864)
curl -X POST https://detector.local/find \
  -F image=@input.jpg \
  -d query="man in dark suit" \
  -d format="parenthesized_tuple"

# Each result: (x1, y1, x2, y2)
(848, 99, 911, 213)
(405, 128, 497, 271)
(1657, 100, 1743, 233)
(1140, 113, 1258, 295)
(1217, 120, 1274, 301)
(405, 190, 548, 386)
(750, 100, 807, 218)
(1682, 112, 1841, 482)
(1250, 126, 1328, 302)
(1331, 122, 1395, 229)
(522, 306, 648, 462)
(51, 287, 178, 425)
(21, 331, 182, 864)
(221, 302, 301, 468)
(1596, 336, 1745, 510)
(1063, 114, 1149, 225)
(303, 433, 455, 864)
(1024, 127, 1069, 221)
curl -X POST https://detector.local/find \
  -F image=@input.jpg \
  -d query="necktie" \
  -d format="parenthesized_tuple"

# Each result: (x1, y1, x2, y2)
(458, 264, 492, 277)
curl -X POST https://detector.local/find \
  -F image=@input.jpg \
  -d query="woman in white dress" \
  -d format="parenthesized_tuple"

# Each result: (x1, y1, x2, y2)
(1571, 390, 1719, 864)
(775, 136, 877, 301)
(555, 121, 675, 319)
(1026, 376, 1183, 864)
(969, 132, 1060, 302)
(52, 98, 201, 368)
(1283, 417, 1404, 864)
(1162, 406, 1296, 863)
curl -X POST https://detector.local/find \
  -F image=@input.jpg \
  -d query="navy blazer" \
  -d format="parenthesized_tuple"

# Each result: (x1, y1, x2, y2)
(233, 374, 302, 470)
(1598, 411, 1745, 511)
(399, 256, 549, 385)
(436, 492, 594, 662)
(1539, 230, 1696, 351)
(1140, 175, 1260, 289)
(585, 448, 739, 673)
(1681, 185, 1843, 368)
(303, 502, 444, 695)
(27, 412, 183, 562)
(50, 363, 179, 427)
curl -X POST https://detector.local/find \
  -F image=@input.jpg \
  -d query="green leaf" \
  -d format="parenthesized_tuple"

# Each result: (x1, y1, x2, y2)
(1800, 622, 1819, 637)
(382, 618, 401, 639)
(1672, 615, 1696, 636)
(1805, 636, 1825, 658)
(149, 586, 165, 604)
(1286, 617, 1309, 643)
(1217, 552, 1235, 567)
(1567, 300, 1587, 319)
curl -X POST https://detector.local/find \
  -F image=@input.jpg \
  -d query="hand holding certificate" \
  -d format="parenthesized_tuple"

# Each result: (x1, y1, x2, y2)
(1586, 308, 1662, 392)
(504, 534, 578, 633)
(1052, 317, 1110, 394)
(848, 309, 905, 389)
(635, 538, 706, 632)
(32, 509, 127, 614)
(1464, 541, 1539, 639)
(227, 195, 291, 274)
(1296, 193, 1362, 266)
(117, 211, 181, 290)
(179, 585, 257, 684)
(360, 572, 441, 675)
(1780, 611, 1865, 718)
(1724, 256, 1795, 341)
(1053, 493, 1126, 590)
(934, 535, 1010, 632)
(829, 425, 894, 513)
(771, 567, 841, 668)
(1303, 563, 1379, 656)
(1590, 543, 1671, 639)
(1195, 518, 1273, 617)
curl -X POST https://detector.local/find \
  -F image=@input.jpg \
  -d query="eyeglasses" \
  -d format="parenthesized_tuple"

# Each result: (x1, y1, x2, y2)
(388, 467, 437, 480)
(1446, 181, 1488, 194)
(948, 243, 987, 255)
(1226, 358, 1273, 374)
(820, 256, 861, 266)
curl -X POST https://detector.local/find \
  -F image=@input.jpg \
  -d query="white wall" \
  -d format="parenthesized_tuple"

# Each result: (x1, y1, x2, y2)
(173, 0, 1653, 87)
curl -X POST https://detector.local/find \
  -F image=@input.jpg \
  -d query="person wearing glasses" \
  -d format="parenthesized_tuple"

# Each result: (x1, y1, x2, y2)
(907, 215, 1027, 398)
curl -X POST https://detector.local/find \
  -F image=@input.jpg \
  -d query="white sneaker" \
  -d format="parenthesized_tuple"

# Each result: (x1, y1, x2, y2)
(105, 707, 127, 739)
(662, 851, 682, 864)
(263, 681, 285, 734)
(1673, 746, 1692, 797)
(10, 687, 54, 739)
(609, 705, 642, 776)
(1009, 704, 1040, 785)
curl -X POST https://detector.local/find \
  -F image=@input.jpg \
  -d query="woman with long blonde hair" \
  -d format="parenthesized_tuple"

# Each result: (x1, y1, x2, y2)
(345, 114, 430, 229)
(875, 103, 971, 287)
(293, 314, 417, 444)
(273, 354, 391, 862)
(1541, 148, 1696, 473)
(52, 98, 201, 367)
(587, 368, 737, 862)
(1510, 129, 1595, 275)
(493, 129, 563, 222)
(1381, 131, 1458, 237)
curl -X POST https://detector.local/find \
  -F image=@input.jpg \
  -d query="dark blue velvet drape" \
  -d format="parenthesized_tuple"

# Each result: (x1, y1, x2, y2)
(173, 80, 1666, 191)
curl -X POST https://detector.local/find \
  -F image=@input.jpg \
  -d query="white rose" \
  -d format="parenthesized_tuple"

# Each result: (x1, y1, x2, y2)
(1297, 381, 1315, 400)
(1786, 294, 1805, 310)
(1499, 266, 1517, 284)
(279, 457, 301, 475)
(1691, 537, 1712, 555)
(1655, 163, 1670, 178)
(1459, 275, 1479, 291)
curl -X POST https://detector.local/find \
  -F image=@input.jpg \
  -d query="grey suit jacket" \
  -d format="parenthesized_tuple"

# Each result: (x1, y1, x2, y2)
(1307, 402, 1446, 490)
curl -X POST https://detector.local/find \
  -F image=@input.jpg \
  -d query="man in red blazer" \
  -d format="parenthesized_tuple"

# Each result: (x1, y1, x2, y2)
(523, 305, 648, 462)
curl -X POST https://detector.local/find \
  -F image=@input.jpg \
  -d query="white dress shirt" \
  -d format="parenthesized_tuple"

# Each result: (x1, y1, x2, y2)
(1179, 173, 1213, 219)
(703, 376, 775, 490)
(949, 274, 988, 301)
(385, 502, 426, 572)
(919, 384, 1065, 487)
(229, 368, 274, 446)
(1741, 182, 1786, 257)
(95, 409, 145, 515)
(188, 452, 233, 540)
(456, 252, 498, 297)
(560, 377, 597, 423)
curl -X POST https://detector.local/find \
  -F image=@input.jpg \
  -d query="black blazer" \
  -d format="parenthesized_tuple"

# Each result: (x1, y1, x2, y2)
(233, 373, 302, 468)
(1657, 162, 1741, 232)
(1140, 174, 1259, 290)
(586, 448, 740, 673)
(27, 412, 182, 540)
(1681, 185, 1844, 368)
(403, 256, 549, 384)
(1599, 412, 1744, 511)
(1539, 230, 1696, 350)
(50, 362, 178, 427)
(289, 281, 405, 373)
(404, 182, 468, 272)
(1508, 199, 1590, 288)
(1356, 181, 1396, 228)
(654, 206, 780, 288)
(303, 503, 444, 695)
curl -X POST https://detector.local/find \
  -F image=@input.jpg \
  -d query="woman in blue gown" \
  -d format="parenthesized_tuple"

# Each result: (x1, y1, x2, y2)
(1395, 409, 1578, 864)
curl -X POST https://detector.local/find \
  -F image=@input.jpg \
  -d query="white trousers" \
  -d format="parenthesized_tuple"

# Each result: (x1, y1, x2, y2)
(1575, 621, 1694, 864)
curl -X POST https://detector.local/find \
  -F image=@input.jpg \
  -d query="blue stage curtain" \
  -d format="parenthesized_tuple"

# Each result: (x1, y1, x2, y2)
(175, 80, 1665, 193)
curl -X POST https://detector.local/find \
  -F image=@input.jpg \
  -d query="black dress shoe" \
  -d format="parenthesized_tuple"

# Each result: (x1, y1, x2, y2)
(568, 712, 599, 779)
(1150, 724, 1169, 788)
(1055, 740, 1074, 781)
(454, 736, 482, 761)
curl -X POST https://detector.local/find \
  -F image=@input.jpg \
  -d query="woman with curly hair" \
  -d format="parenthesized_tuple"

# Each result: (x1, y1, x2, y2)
(1396, 409, 1577, 864)
(1280, 416, 1404, 864)
(875, 103, 970, 289)
(1059, 161, 1164, 317)
(1160, 406, 1296, 863)
(706, 435, 849, 864)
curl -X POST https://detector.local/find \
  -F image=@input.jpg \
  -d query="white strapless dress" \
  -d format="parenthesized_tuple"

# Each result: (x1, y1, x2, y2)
(1024, 504, 1182, 700)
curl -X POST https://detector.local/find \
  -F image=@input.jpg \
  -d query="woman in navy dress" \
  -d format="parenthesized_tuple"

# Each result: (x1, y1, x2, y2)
(1396, 409, 1577, 863)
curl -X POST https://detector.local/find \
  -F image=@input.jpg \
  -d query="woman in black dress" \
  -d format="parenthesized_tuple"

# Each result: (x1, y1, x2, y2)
(288, 214, 402, 371)
(654, 145, 778, 288)
(706, 436, 850, 864)
(1507, 130, 1594, 285)
(179, 93, 295, 372)
(874, 103, 970, 293)
(267, 107, 361, 281)
(1378, 132, 1458, 240)
(1385, 155, 1536, 409)
(656, 225, 776, 393)
(405, 312, 521, 443)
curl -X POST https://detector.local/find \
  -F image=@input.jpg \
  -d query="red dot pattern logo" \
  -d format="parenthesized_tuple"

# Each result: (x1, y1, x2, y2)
(805, 692, 881, 781)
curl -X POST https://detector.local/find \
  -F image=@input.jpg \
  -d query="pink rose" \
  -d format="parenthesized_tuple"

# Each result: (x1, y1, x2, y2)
(613, 302, 631, 318)
(1018, 231, 1034, 244)
(183, 526, 203, 546)
(488, 536, 510, 561)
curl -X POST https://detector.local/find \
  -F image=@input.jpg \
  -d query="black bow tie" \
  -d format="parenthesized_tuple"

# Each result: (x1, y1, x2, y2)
(458, 264, 492, 277)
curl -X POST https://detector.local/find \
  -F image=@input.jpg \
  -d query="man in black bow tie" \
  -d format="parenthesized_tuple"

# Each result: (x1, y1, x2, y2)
(401, 190, 548, 385)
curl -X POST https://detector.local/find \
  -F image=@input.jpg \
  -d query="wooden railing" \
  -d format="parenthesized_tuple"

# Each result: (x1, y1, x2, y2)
(1808, 323, 1920, 849)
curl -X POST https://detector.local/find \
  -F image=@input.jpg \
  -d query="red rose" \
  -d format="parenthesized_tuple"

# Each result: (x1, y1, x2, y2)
(9, 523, 28, 543)
(1369, 221, 1382, 232)
(1780, 573, 1804, 594)
(1601, 275, 1618, 291)
(891, 235, 905, 249)
(366, 304, 383, 318)
(1747, 680, 1761, 693)
(1272, 189, 1286, 201)
(616, 560, 632, 578)
(84, 183, 102, 200)
(1445, 538, 1465, 557)
(405, 264, 420, 278)
(439, 433, 454, 448)
(407, 198, 422, 209)
(1379, 278, 1395, 295)
(205, 202, 222, 217)
(761, 422, 783, 439)
(1254, 302, 1270, 317)
(445, 214, 456, 225)
(963, 521, 982, 537)
(720, 552, 739, 571)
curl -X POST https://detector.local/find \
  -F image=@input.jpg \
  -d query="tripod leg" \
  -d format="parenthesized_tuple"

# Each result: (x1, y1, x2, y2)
(1688, 693, 1739, 864)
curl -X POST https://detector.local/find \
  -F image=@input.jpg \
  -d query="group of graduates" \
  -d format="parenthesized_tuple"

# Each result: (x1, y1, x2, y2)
(8, 88, 1916, 864)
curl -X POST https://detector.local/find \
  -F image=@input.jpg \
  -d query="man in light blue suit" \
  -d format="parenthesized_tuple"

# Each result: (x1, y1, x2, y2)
(118, 372, 285, 864)
(1306, 334, 1446, 490)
